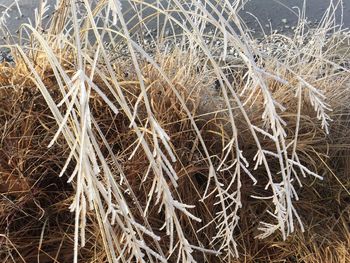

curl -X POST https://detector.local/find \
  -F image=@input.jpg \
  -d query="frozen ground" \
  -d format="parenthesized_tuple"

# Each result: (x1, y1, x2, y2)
(0, 0, 349, 42)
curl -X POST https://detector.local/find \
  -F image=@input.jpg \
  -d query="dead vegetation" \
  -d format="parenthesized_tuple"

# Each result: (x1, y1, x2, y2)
(0, 0, 349, 262)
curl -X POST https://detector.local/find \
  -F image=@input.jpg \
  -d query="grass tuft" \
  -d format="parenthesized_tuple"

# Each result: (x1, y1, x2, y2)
(0, 0, 349, 262)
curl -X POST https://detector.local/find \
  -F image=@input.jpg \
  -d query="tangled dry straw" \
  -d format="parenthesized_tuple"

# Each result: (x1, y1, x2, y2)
(1, 0, 350, 262)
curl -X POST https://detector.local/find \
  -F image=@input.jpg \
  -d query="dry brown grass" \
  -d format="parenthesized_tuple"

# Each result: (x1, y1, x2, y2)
(1, 0, 350, 262)
(1, 41, 349, 262)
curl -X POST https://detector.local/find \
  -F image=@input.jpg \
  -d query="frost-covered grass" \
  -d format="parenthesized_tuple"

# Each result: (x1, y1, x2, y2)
(0, 0, 349, 262)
